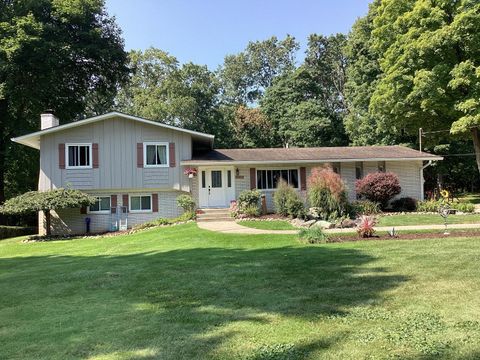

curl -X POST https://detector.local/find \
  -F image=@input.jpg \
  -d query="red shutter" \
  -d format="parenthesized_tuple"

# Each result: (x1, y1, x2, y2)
(152, 193, 158, 212)
(92, 143, 99, 168)
(137, 143, 143, 168)
(122, 194, 129, 212)
(300, 167, 307, 191)
(80, 206, 87, 214)
(111, 195, 117, 214)
(169, 142, 176, 167)
(250, 168, 256, 189)
(59, 143, 65, 169)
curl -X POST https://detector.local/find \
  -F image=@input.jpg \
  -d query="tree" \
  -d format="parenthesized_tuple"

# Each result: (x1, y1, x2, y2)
(0, 189, 95, 236)
(116, 48, 232, 146)
(0, 0, 129, 214)
(261, 67, 348, 148)
(231, 105, 274, 148)
(219, 35, 299, 105)
(369, 0, 480, 173)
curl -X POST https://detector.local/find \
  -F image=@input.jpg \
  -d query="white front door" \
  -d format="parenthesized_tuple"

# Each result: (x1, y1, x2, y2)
(198, 168, 234, 208)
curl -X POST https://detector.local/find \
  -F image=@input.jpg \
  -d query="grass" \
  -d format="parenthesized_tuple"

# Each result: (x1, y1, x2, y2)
(1, 224, 480, 359)
(378, 213, 480, 226)
(458, 193, 480, 205)
(237, 219, 298, 230)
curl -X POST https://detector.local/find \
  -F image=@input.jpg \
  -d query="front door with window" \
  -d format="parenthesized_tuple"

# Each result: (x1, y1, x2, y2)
(198, 167, 234, 208)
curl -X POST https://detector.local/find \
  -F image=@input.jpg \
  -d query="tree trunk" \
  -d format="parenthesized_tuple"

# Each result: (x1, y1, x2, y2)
(44, 209, 51, 236)
(472, 128, 480, 174)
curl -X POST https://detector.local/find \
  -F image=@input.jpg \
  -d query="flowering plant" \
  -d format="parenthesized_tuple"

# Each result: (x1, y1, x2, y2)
(356, 215, 377, 238)
(183, 168, 198, 177)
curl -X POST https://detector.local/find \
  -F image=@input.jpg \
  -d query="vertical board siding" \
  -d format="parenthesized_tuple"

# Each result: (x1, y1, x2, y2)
(136, 143, 143, 168)
(92, 143, 99, 168)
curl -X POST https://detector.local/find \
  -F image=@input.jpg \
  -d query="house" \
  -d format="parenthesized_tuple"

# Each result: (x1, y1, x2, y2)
(13, 111, 442, 235)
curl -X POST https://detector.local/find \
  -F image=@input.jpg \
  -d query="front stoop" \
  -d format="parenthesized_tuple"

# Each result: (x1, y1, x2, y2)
(196, 208, 233, 222)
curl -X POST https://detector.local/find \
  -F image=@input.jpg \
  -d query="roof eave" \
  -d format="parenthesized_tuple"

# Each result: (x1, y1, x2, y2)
(180, 156, 443, 166)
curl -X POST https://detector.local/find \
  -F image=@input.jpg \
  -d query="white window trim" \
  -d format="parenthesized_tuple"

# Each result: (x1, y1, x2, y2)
(65, 143, 93, 169)
(256, 168, 301, 191)
(129, 194, 153, 213)
(143, 142, 169, 168)
(87, 196, 111, 214)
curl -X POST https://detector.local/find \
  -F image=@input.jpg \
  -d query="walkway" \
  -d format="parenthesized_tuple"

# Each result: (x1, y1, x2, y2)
(197, 221, 480, 235)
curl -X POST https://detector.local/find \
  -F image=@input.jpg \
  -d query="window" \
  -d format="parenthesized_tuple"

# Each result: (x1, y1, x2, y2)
(66, 143, 91, 168)
(378, 161, 386, 172)
(256, 169, 299, 190)
(332, 163, 341, 175)
(355, 162, 363, 180)
(201, 171, 206, 188)
(130, 195, 152, 212)
(227, 170, 232, 188)
(88, 196, 111, 213)
(144, 142, 168, 167)
(211, 170, 222, 188)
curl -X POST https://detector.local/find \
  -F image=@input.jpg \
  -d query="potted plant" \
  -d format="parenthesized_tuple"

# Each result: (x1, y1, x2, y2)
(184, 167, 198, 178)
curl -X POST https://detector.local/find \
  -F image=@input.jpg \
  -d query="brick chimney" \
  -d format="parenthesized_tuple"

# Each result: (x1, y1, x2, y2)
(40, 110, 59, 130)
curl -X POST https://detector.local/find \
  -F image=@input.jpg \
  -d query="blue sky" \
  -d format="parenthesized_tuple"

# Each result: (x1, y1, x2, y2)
(105, 0, 372, 70)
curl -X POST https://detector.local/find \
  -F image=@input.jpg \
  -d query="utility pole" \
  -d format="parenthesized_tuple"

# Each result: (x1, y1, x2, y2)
(419, 128, 423, 152)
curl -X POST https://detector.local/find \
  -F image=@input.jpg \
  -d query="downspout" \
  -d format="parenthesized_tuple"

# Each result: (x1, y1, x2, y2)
(420, 160, 433, 200)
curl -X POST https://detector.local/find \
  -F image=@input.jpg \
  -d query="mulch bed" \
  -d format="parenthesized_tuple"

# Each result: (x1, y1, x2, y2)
(328, 230, 480, 243)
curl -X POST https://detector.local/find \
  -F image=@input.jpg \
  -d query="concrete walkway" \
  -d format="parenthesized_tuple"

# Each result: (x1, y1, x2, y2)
(197, 221, 480, 235)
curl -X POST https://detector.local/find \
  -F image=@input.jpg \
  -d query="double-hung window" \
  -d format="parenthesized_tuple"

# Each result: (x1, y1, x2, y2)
(144, 142, 169, 167)
(66, 143, 92, 169)
(130, 195, 152, 212)
(88, 196, 111, 214)
(256, 169, 299, 190)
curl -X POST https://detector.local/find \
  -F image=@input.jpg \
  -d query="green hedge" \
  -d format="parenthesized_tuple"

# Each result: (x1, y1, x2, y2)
(0, 226, 36, 240)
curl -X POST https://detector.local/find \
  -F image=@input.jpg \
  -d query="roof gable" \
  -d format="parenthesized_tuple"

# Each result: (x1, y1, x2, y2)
(12, 111, 214, 149)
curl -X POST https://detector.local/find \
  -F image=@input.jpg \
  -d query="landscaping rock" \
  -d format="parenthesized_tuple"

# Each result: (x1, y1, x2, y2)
(312, 220, 334, 229)
(337, 219, 357, 228)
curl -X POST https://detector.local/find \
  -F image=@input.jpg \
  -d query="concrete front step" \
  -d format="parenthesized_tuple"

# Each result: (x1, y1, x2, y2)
(197, 208, 233, 222)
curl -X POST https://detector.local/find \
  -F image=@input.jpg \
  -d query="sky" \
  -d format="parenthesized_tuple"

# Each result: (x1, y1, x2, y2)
(105, 0, 372, 70)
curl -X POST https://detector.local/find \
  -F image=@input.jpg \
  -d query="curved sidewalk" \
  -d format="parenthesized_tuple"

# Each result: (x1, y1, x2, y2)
(197, 221, 480, 235)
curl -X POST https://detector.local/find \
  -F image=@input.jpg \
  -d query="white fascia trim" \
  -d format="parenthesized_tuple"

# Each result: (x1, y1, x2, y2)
(181, 157, 443, 166)
(11, 111, 215, 149)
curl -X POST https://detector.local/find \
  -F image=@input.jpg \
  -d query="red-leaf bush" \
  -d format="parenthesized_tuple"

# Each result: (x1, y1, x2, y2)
(355, 172, 401, 209)
(307, 165, 349, 221)
(356, 215, 377, 238)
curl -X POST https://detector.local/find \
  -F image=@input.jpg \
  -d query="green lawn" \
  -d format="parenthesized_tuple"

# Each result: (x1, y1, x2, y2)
(378, 213, 480, 226)
(237, 219, 298, 230)
(459, 193, 480, 205)
(1, 224, 480, 359)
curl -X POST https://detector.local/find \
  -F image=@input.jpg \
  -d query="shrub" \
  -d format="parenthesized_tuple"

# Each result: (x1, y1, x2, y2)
(355, 172, 401, 209)
(242, 204, 260, 217)
(133, 211, 196, 230)
(356, 215, 377, 238)
(0, 225, 36, 240)
(298, 226, 329, 244)
(391, 197, 417, 212)
(307, 166, 349, 221)
(273, 180, 305, 218)
(416, 199, 440, 212)
(351, 200, 381, 216)
(237, 189, 261, 210)
(176, 194, 196, 212)
(452, 202, 475, 213)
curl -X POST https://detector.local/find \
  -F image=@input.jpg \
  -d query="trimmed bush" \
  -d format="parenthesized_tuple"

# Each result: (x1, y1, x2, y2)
(355, 172, 401, 209)
(298, 226, 329, 244)
(242, 204, 260, 217)
(453, 202, 475, 213)
(273, 180, 305, 218)
(0, 226, 36, 240)
(238, 189, 261, 210)
(307, 166, 349, 221)
(176, 194, 196, 212)
(133, 211, 196, 230)
(351, 200, 381, 216)
(391, 197, 417, 212)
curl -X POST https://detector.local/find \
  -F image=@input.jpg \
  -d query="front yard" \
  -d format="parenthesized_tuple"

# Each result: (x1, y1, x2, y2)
(1, 224, 480, 359)
(377, 213, 480, 226)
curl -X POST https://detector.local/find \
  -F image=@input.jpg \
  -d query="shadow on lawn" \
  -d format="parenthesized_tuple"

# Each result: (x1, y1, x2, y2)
(0, 245, 406, 359)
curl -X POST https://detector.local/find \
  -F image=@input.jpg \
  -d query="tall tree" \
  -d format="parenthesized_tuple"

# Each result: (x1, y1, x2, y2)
(0, 0, 129, 206)
(369, 0, 480, 172)
(219, 35, 299, 105)
(261, 68, 348, 148)
(231, 105, 274, 148)
(116, 48, 232, 146)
